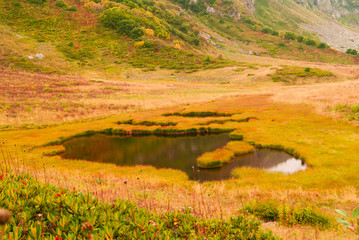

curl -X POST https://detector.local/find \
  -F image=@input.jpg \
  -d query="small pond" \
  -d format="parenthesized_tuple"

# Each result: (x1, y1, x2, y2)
(61, 134, 306, 181)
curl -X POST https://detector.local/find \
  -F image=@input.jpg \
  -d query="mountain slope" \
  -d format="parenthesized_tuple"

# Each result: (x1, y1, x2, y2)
(0, 0, 358, 76)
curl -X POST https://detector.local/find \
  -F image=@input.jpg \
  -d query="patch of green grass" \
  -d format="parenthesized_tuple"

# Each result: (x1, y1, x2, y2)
(243, 200, 331, 228)
(198, 117, 257, 125)
(333, 104, 359, 121)
(272, 66, 334, 83)
(162, 111, 233, 117)
(246, 141, 304, 160)
(116, 119, 178, 127)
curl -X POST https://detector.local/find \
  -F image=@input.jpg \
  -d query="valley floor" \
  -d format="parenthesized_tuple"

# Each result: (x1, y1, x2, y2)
(1, 57, 359, 239)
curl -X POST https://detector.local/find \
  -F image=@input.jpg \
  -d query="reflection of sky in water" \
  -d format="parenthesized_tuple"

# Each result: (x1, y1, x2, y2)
(267, 158, 307, 174)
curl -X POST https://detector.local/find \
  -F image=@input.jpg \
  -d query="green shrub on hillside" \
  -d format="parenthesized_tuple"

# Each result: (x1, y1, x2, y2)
(100, 7, 129, 29)
(261, 27, 272, 34)
(66, 5, 77, 12)
(284, 32, 296, 40)
(317, 42, 327, 49)
(346, 48, 358, 55)
(27, 0, 46, 4)
(55, 0, 67, 8)
(305, 39, 316, 46)
(271, 31, 279, 36)
(116, 20, 145, 38)
(296, 35, 304, 42)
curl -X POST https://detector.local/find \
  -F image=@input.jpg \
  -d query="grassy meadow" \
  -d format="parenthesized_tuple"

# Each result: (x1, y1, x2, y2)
(1, 78, 359, 238)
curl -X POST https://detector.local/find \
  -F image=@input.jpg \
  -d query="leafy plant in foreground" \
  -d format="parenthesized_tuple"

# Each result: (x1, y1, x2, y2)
(0, 173, 279, 239)
(335, 206, 359, 235)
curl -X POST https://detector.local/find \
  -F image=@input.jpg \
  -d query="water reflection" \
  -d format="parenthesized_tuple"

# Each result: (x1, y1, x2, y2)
(61, 134, 306, 181)
(195, 149, 306, 181)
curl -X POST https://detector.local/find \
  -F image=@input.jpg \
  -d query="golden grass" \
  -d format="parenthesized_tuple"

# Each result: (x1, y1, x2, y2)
(0, 68, 244, 126)
(271, 79, 359, 120)
(224, 141, 255, 155)
(197, 148, 235, 168)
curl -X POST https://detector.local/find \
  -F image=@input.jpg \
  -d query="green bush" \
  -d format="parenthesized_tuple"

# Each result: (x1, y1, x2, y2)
(66, 5, 77, 12)
(55, 0, 67, 8)
(346, 49, 358, 55)
(284, 32, 296, 40)
(305, 39, 316, 46)
(261, 27, 272, 34)
(271, 31, 279, 36)
(193, 37, 200, 46)
(296, 35, 304, 42)
(317, 42, 327, 49)
(100, 8, 129, 29)
(27, 0, 46, 4)
(117, 20, 139, 35)
(130, 27, 145, 39)
(0, 174, 279, 239)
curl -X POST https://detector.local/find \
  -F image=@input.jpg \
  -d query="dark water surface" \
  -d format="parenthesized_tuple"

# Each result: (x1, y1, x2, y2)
(61, 134, 306, 181)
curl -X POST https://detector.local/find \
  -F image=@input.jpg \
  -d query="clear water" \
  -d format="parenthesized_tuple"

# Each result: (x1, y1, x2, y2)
(61, 134, 306, 181)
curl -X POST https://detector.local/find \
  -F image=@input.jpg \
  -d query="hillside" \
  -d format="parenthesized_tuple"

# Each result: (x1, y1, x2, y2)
(0, 0, 359, 76)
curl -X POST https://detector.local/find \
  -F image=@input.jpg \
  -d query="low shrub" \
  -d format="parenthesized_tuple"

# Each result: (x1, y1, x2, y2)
(317, 42, 327, 49)
(0, 173, 279, 239)
(27, 0, 46, 4)
(346, 49, 358, 55)
(243, 200, 331, 228)
(296, 35, 304, 43)
(305, 39, 316, 46)
(261, 28, 272, 34)
(66, 5, 77, 12)
(55, 0, 67, 8)
(284, 32, 296, 40)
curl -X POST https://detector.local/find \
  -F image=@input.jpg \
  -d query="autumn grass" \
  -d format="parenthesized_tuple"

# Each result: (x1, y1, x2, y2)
(271, 79, 359, 121)
(0, 68, 244, 125)
(197, 141, 254, 168)
(197, 148, 235, 168)
(1, 91, 359, 239)
(270, 66, 335, 84)
(224, 141, 255, 155)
